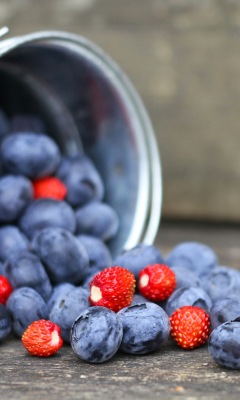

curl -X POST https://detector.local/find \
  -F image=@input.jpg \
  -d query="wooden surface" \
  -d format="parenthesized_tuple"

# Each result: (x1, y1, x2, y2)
(2, 335, 240, 400)
(1, 1, 240, 221)
(1, 222, 240, 400)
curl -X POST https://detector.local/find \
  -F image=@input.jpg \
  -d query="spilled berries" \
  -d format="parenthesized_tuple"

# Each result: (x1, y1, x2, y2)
(22, 319, 63, 357)
(138, 264, 176, 301)
(170, 306, 210, 349)
(89, 266, 136, 312)
(0, 276, 13, 305)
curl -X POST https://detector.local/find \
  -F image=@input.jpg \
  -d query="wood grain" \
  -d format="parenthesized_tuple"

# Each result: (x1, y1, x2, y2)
(2, 336, 240, 400)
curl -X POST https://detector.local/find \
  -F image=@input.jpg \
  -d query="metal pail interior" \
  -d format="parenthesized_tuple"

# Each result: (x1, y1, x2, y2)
(0, 31, 162, 257)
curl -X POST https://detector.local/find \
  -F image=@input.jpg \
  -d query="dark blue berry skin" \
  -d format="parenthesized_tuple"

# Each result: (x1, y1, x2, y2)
(203, 266, 240, 303)
(31, 227, 89, 285)
(47, 283, 75, 313)
(166, 242, 218, 279)
(10, 115, 46, 134)
(77, 235, 112, 270)
(70, 306, 123, 363)
(118, 303, 170, 355)
(210, 298, 240, 330)
(0, 304, 11, 341)
(50, 287, 89, 342)
(165, 287, 212, 316)
(6, 287, 48, 336)
(4, 251, 52, 302)
(0, 175, 33, 222)
(0, 109, 9, 141)
(1, 133, 60, 179)
(0, 225, 29, 263)
(170, 266, 202, 290)
(0, 261, 3, 275)
(113, 244, 165, 281)
(154, 299, 168, 311)
(209, 320, 240, 369)
(56, 155, 104, 207)
(81, 267, 102, 290)
(131, 294, 151, 305)
(75, 201, 119, 242)
(19, 199, 76, 239)
(224, 291, 240, 302)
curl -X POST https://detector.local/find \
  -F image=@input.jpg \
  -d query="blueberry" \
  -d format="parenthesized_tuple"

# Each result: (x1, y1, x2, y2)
(81, 267, 102, 290)
(0, 109, 9, 141)
(4, 251, 52, 302)
(170, 266, 202, 290)
(75, 201, 119, 242)
(210, 298, 240, 330)
(19, 199, 76, 239)
(77, 234, 112, 270)
(131, 294, 151, 305)
(6, 287, 48, 336)
(166, 242, 218, 279)
(1, 133, 60, 179)
(70, 306, 123, 363)
(56, 155, 104, 207)
(165, 287, 212, 316)
(10, 114, 46, 134)
(209, 321, 240, 369)
(0, 261, 3, 275)
(50, 287, 89, 342)
(118, 303, 170, 354)
(31, 227, 89, 284)
(0, 225, 29, 263)
(0, 175, 33, 222)
(0, 304, 11, 341)
(154, 299, 168, 311)
(224, 291, 240, 302)
(113, 244, 165, 281)
(47, 283, 75, 313)
(203, 266, 240, 302)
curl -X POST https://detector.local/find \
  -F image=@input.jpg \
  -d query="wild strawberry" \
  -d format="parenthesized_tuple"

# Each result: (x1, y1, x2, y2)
(0, 276, 13, 305)
(22, 319, 63, 357)
(89, 266, 136, 312)
(170, 306, 211, 349)
(32, 177, 67, 200)
(138, 264, 176, 301)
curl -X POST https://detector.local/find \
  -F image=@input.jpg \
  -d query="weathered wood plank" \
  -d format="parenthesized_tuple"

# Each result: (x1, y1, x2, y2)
(1, 334, 240, 400)
(156, 221, 240, 270)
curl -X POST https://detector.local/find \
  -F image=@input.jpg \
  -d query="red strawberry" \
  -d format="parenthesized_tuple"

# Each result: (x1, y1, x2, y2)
(0, 276, 13, 305)
(32, 177, 67, 200)
(22, 320, 63, 357)
(89, 266, 136, 312)
(170, 306, 211, 349)
(138, 264, 176, 301)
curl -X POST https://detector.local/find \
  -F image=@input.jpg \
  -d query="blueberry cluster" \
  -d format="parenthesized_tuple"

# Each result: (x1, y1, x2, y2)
(1, 109, 240, 367)
(70, 241, 240, 365)
(163, 242, 240, 369)
(0, 110, 120, 351)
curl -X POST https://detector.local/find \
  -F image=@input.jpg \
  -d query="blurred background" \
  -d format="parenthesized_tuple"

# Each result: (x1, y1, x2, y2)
(1, 0, 240, 225)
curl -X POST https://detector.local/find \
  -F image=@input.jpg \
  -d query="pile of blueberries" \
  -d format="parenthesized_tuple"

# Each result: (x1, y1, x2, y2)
(0, 107, 240, 369)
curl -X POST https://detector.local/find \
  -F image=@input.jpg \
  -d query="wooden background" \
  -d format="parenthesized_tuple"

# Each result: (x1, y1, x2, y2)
(1, 0, 240, 222)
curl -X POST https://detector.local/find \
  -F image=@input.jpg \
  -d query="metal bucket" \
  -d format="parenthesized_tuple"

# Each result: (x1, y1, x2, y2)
(0, 27, 162, 257)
